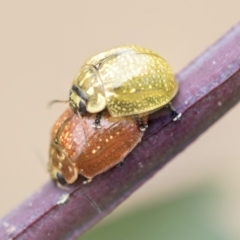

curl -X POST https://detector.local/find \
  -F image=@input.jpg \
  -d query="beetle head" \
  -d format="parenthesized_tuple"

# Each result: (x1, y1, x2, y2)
(49, 164, 78, 186)
(69, 85, 87, 115)
(48, 108, 90, 186)
(49, 140, 79, 185)
(70, 65, 107, 115)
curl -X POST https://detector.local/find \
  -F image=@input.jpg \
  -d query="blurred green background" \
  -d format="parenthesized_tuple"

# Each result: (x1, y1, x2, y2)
(80, 184, 229, 240)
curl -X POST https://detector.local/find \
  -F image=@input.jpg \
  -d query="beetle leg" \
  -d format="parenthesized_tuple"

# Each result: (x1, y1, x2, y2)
(83, 178, 92, 185)
(92, 112, 103, 129)
(167, 102, 182, 121)
(133, 114, 148, 132)
(116, 161, 124, 167)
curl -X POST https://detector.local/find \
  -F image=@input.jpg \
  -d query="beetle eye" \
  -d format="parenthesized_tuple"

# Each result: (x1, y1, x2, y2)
(79, 100, 86, 114)
(71, 85, 88, 102)
(56, 172, 67, 185)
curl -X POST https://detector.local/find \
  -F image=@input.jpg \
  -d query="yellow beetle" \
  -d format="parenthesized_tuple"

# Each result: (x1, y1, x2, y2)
(65, 45, 180, 131)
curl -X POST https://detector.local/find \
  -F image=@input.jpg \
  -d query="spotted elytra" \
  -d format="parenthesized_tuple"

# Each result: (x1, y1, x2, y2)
(49, 108, 148, 185)
(51, 45, 181, 131)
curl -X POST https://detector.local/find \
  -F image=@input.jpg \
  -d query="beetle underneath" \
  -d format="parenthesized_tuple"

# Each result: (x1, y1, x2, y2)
(49, 109, 148, 185)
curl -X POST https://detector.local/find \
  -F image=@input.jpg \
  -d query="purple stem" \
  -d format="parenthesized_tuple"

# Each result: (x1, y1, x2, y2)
(1, 23, 240, 240)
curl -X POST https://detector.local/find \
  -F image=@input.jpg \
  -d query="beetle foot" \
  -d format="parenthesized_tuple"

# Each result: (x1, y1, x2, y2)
(83, 178, 92, 185)
(92, 122, 101, 129)
(172, 111, 182, 121)
(116, 161, 124, 167)
(92, 112, 103, 129)
(139, 123, 148, 132)
(167, 103, 182, 121)
(133, 114, 148, 131)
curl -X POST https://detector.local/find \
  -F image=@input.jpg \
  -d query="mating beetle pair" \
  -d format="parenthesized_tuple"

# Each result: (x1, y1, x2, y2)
(49, 45, 180, 185)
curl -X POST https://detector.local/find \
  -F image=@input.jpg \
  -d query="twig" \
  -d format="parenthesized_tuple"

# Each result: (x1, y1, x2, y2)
(1, 23, 240, 240)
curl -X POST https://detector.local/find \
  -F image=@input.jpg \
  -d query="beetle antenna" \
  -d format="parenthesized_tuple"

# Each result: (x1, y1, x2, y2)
(76, 110, 81, 118)
(55, 115, 74, 140)
(47, 99, 69, 109)
(81, 192, 101, 213)
(76, 111, 89, 145)
(50, 114, 75, 159)
(32, 146, 48, 172)
(55, 187, 101, 213)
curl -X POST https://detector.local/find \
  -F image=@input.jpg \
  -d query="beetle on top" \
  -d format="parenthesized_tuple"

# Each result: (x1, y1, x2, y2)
(53, 45, 181, 131)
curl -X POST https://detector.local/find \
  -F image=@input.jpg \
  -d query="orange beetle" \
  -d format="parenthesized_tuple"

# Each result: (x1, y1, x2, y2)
(48, 109, 148, 185)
